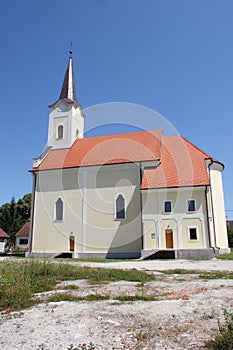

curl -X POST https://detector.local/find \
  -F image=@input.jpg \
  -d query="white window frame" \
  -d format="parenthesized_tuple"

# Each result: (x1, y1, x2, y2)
(187, 199, 196, 213)
(53, 197, 64, 222)
(56, 124, 64, 140)
(188, 226, 199, 242)
(164, 200, 172, 214)
(114, 194, 126, 221)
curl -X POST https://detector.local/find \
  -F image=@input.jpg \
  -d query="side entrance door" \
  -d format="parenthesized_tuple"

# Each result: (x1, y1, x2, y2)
(165, 229, 173, 248)
(69, 235, 75, 252)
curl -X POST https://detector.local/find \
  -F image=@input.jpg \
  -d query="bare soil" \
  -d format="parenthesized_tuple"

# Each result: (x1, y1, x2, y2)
(0, 259, 233, 350)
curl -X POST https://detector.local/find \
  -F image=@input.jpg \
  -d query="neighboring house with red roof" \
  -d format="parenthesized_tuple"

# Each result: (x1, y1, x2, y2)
(28, 52, 230, 259)
(0, 228, 9, 253)
(15, 222, 30, 250)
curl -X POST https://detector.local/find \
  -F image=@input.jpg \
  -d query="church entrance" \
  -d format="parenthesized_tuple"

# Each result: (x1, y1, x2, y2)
(165, 229, 173, 248)
(69, 235, 75, 251)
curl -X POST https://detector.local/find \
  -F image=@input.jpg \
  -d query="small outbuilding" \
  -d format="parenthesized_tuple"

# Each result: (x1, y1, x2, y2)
(15, 222, 30, 250)
(0, 228, 9, 253)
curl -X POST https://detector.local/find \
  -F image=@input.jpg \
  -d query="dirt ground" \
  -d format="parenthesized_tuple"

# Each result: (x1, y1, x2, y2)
(0, 259, 233, 350)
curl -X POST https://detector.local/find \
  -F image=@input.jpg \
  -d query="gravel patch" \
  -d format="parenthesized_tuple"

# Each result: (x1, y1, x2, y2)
(0, 258, 233, 350)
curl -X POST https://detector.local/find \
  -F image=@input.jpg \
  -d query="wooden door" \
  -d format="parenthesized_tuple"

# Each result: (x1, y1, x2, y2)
(69, 235, 75, 251)
(165, 229, 173, 248)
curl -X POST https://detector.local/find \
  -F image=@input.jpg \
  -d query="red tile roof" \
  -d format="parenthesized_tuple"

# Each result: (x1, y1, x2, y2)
(35, 130, 162, 171)
(0, 228, 9, 238)
(33, 130, 220, 189)
(141, 136, 211, 189)
(16, 222, 30, 237)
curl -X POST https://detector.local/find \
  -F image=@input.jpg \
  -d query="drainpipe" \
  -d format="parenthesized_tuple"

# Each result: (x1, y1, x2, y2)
(139, 163, 144, 251)
(205, 185, 211, 248)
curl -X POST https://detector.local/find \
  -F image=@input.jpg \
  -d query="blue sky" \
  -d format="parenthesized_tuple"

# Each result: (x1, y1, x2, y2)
(0, 0, 233, 219)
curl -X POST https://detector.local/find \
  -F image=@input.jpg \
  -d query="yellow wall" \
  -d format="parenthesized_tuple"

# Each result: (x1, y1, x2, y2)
(142, 187, 208, 250)
(32, 164, 141, 255)
(209, 164, 229, 249)
(143, 220, 157, 250)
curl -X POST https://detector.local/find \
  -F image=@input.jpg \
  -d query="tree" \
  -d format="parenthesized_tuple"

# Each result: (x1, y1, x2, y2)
(0, 194, 31, 248)
(227, 228, 233, 248)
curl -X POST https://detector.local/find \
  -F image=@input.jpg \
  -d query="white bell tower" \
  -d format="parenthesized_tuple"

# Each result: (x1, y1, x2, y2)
(47, 50, 84, 149)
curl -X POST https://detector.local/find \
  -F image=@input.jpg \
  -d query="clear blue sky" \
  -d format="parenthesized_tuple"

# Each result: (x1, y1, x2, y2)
(0, 0, 233, 219)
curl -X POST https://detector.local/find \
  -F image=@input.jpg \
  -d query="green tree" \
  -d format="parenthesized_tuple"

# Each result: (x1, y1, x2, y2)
(0, 194, 31, 248)
(227, 228, 233, 248)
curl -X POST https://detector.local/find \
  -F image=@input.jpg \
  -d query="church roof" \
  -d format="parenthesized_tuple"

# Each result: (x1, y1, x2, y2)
(141, 136, 211, 189)
(34, 130, 162, 170)
(16, 222, 30, 237)
(0, 228, 9, 238)
(33, 129, 220, 189)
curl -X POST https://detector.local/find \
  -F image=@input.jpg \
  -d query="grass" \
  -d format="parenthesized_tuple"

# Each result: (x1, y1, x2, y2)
(217, 248, 233, 260)
(115, 294, 159, 302)
(0, 259, 154, 311)
(161, 269, 201, 275)
(160, 269, 233, 280)
(62, 284, 80, 290)
(47, 293, 110, 303)
(206, 311, 233, 349)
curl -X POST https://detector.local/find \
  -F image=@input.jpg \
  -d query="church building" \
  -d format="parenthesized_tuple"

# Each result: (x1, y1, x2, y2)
(28, 52, 229, 259)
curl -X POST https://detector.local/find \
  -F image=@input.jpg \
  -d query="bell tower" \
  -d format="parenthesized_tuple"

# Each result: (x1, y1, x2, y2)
(47, 50, 84, 149)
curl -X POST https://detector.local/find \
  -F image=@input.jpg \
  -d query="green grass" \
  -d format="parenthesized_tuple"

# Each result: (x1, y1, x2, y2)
(217, 248, 233, 260)
(206, 311, 233, 349)
(115, 294, 159, 302)
(161, 269, 201, 275)
(62, 284, 80, 290)
(47, 293, 110, 303)
(200, 271, 233, 280)
(160, 269, 233, 280)
(0, 260, 154, 311)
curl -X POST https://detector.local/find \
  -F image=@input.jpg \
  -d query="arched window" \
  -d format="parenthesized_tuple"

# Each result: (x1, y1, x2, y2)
(115, 194, 126, 220)
(57, 125, 64, 139)
(55, 198, 63, 221)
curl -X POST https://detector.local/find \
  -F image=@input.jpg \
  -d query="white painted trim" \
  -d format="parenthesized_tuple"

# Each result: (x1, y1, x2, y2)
(141, 160, 159, 170)
(81, 171, 87, 253)
(141, 186, 206, 193)
(36, 162, 141, 176)
(114, 193, 126, 221)
(187, 226, 199, 242)
(177, 223, 182, 248)
(202, 217, 208, 248)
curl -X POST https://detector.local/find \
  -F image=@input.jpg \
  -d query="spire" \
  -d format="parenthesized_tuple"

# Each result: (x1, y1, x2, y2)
(59, 49, 78, 104)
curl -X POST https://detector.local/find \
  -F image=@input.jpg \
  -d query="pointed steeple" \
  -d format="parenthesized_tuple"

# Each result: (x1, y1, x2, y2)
(59, 49, 78, 104)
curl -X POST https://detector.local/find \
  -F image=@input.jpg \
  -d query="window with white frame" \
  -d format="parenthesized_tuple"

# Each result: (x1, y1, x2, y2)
(115, 194, 126, 220)
(55, 198, 64, 221)
(189, 227, 198, 241)
(164, 201, 172, 213)
(57, 125, 64, 140)
(187, 199, 196, 212)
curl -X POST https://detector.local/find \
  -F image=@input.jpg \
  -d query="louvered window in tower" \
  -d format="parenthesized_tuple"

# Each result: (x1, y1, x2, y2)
(57, 125, 64, 139)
